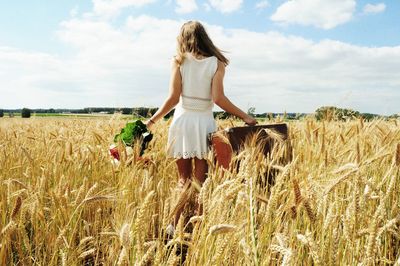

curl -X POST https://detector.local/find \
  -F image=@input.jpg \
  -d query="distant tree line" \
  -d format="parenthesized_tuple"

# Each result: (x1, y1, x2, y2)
(314, 106, 385, 121)
(0, 106, 398, 120)
(0, 108, 32, 118)
(0, 107, 174, 118)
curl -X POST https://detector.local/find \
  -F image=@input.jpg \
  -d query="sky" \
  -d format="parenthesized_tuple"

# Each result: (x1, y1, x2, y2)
(0, 0, 399, 115)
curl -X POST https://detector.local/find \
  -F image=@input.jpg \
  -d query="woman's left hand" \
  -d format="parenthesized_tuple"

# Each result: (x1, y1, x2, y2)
(243, 115, 257, 126)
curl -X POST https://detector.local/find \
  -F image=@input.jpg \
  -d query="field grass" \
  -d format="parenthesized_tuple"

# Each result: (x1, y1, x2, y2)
(0, 115, 399, 265)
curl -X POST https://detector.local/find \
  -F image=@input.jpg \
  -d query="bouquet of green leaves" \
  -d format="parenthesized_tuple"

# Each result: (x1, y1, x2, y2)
(110, 120, 153, 160)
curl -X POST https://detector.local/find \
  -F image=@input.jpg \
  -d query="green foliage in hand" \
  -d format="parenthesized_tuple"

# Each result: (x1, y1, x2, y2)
(113, 120, 148, 146)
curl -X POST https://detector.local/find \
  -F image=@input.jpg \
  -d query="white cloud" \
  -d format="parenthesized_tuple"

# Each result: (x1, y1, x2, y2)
(203, 3, 211, 11)
(70, 6, 79, 17)
(208, 0, 243, 13)
(1, 14, 400, 115)
(92, 0, 156, 17)
(255, 1, 269, 10)
(271, 0, 356, 29)
(363, 3, 386, 14)
(175, 0, 198, 14)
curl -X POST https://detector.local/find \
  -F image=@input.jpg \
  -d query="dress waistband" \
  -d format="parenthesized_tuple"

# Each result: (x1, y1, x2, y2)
(182, 94, 212, 101)
(180, 94, 213, 111)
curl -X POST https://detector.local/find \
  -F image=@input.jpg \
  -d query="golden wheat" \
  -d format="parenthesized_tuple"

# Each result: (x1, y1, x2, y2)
(0, 117, 399, 265)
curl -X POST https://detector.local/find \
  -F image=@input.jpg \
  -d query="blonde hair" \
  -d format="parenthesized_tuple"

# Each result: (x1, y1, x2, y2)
(175, 21, 229, 66)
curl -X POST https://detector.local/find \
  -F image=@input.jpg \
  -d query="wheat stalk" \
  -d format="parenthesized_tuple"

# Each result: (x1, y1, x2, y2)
(292, 178, 303, 205)
(0, 221, 16, 237)
(137, 241, 157, 266)
(11, 196, 22, 220)
(78, 248, 96, 259)
(119, 223, 131, 248)
(209, 224, 237, 236)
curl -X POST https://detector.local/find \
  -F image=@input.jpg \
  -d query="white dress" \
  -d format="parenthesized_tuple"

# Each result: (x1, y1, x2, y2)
(166, 53, 218, 159)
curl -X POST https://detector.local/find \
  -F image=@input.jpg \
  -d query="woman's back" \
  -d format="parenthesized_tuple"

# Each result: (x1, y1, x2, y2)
(179, 53, 218, 111)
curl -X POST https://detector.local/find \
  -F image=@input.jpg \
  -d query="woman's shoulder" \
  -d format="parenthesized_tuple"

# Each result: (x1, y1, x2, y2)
(212, 59, 225, 76)
(216, 58, 225, 68)
(171, 55, 182, 67)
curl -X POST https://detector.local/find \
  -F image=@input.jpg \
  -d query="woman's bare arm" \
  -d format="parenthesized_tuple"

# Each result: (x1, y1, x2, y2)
(211, 60, 257, 125)
(145, 59, 181, 128)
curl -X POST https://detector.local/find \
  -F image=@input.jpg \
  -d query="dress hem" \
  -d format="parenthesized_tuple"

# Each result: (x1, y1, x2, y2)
(168, 155, 209, 160)
(167, 151, 211, 160)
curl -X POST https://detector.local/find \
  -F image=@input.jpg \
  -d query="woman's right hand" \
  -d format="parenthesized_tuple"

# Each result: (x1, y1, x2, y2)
(243, 115, 257, 126)
(144, 119, 155, 131)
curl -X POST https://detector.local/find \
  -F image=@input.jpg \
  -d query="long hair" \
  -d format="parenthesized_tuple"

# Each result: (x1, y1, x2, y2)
(175, 21, 229, 66)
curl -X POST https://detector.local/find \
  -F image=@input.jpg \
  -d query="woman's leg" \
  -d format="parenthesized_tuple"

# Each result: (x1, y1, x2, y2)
(193, 158, 208, 215)
(193, 158, 208, 184)
(173, 158, 192, 226)
(176, 158, 192, 186)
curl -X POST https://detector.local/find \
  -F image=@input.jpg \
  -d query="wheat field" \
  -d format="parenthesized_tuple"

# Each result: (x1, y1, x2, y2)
(0, 115, 399, 265)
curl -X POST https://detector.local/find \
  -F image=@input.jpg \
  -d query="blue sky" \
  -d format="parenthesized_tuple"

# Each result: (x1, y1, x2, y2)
(0, 0, 399, 115)
(2, 0, 399, 50)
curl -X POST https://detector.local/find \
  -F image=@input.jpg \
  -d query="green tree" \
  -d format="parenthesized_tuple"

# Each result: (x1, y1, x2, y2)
(361, 113, 378, 121)
(0, 109, 3, 117)
(247, 107, 256, 116)
(315, 106, 360, 121)
(21, 108, 31, 118)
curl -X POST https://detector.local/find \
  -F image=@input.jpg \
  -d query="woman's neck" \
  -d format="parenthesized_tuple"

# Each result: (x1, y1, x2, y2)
(189, 52, 208, 60)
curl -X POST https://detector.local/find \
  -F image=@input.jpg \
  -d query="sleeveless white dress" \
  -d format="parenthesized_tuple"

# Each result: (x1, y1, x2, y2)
(166, 53, 218, 159)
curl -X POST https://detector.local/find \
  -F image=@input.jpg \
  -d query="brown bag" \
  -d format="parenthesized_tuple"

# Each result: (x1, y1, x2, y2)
(209, 123, 292, 169)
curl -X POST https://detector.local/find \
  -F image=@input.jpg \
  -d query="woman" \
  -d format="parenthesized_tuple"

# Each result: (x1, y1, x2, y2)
(145, 21, 256, 235)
